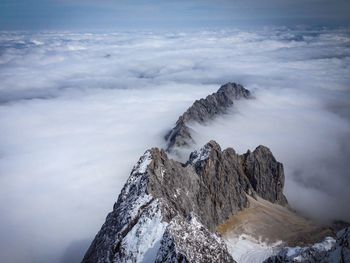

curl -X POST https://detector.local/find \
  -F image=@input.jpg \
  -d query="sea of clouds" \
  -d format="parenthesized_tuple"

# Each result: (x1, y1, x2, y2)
(0, 27, 349, 263)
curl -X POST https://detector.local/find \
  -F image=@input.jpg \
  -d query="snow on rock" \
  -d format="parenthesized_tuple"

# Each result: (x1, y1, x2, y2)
(327, 227, 350, 263)
(82, 150, 156, 263)
(278, 237, 335, 262)
(155, 214, 236, 263)
(188, 143, 212, 164)
(264, 238, 334, 262)
(224, 234, 282, 263)
(116, 150, 154, 229)
(263, 228, 350, 263)
(132, 150, 152, 175)
(188, 140, 222, 171)
(312, 236, 335, 251)
(118, 201, 168, 263)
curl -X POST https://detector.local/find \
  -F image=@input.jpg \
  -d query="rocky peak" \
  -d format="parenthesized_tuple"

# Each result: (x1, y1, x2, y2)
(188, 140, 221, 166)
(217, 82, 250, 99)
(82, 140, 287, 263)
(165, 83, 250, 152)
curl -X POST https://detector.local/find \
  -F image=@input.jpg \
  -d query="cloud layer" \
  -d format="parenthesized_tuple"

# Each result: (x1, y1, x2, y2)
(0, 27, 349, 262)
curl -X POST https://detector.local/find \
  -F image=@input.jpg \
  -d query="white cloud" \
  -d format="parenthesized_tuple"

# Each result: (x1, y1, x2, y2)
(190, 88, 350, 222)
(0, 27, 349, 262)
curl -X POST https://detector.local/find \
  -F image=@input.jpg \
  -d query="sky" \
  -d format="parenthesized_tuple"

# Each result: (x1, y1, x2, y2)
(1, 0, 350, 30)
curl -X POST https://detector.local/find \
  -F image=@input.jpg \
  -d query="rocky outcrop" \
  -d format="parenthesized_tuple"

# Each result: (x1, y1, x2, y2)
(242, 146, 288, 206)
(165, 82, 250, 151)
(264, 227, 350, 263)
(82, 140, 287, 263)
(155, 215, 235, 263)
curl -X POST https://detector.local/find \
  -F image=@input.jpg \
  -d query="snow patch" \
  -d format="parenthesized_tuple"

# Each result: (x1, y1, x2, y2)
(190, 144, 211, 164)
(122, 201, 168, 263)
(312, 236, 335, 251)
(279, 236, 336, 262)
(129, 194, 152, 219)
(189, 214, 203, 229)
(132, 150, 152, 175)
(117, 150, 154, 227)
(173, 188, 181, 198)
(120, 150, 152, 202)
(159, 167, 165, 181)
(224, 234, 282, 263)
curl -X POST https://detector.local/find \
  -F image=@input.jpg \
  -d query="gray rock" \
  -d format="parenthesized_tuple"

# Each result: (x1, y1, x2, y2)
(147, 141, 252, 231)
(155, 215, 236, 263)
(165, 82, 250, 151)
(264, 227, 350, 263)
(242, 145, 288, 206)
(82, 140, 287, 263)
(330, 227, 350, 263)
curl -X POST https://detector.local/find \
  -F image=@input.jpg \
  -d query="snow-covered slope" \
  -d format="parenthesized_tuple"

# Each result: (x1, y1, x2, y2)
(156, 215, 234, 263)
(224, 234, 282, 263)
(264, 227, 350, 263)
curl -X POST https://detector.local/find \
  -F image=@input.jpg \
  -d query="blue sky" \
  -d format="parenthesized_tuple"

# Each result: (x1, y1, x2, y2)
(1, 0, 350, 30)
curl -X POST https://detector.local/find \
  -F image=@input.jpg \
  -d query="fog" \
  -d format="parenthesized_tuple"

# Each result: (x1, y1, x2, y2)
(0, 27, 349, 262)
(191, 89, 350, 222)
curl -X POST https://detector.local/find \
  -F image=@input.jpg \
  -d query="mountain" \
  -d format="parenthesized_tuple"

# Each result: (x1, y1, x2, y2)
(165, 82, 250, 152)
(82, 140, 287, 263)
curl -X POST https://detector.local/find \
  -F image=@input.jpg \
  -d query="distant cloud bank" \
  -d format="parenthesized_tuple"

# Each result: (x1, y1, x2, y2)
(1, 0, 350, 30)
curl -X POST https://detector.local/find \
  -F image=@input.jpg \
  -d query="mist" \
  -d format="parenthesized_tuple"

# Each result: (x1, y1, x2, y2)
(191, 88, 350, 222)
(0, 27, 349, 262)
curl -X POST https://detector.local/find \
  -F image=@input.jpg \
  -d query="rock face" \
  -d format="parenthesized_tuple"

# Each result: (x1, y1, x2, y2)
(155, 215, 235, 263)
(165, 82, 250, 151)
(242, 146, 288, 206)
(264, 227, 350, 263)
(82, 140, 287, 263)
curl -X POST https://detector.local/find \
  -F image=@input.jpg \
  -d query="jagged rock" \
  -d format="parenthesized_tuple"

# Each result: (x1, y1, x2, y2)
(329, 227, 350, 263)
(242, 146, 288, 205)
(82, 140, 287, 263)
(155, 215, 236, 263)
(165, 82, 250, 151)
(264, 227, 350, 263)
(155, 140, 251, 231)
(82, 151, 168, 263)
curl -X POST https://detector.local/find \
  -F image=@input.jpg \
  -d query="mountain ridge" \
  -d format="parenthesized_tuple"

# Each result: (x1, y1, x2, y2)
(165, 82, 250, 152)
(82, 139, 287, 263)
